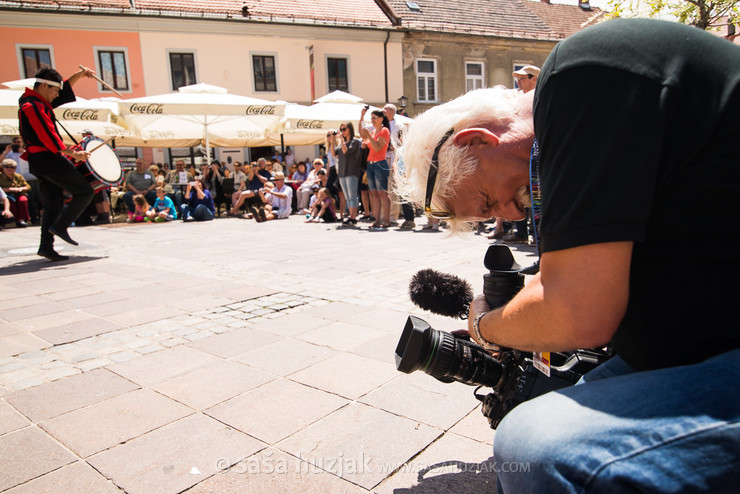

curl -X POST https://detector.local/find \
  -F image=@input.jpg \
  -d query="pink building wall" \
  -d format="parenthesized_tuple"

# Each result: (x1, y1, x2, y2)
(0, 28, 145, 99)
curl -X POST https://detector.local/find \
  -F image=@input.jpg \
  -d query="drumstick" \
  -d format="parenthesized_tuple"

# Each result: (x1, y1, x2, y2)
(86, 136, 116, 154)
(79, 65, 123, 97)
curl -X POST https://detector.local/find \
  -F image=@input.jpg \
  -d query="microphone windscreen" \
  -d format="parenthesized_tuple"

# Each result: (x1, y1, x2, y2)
(409, 269, 473, 319)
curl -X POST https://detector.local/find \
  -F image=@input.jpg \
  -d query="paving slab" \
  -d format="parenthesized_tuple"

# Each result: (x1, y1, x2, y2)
(295, 320, 390, 352)
(186, 326, 284, 358)
(106, 345, 223, 387)
(5, 460, 123, 494)
(0, 426, 77, 491)
(39, 388, 193, 457)
(88, 413, 265, 494)
(276, 402, 442, 490)
(0, 333, 50, 358)
(6, 368, 139, 422)
(359, 371, 481, 430)
(233, 338, 337, 376)
(185, 447, 367, 494)
(32, 318, 126, 345)
(151, 359, 276, 410)
(373, 431, 497, 494)
(205, 378, 349, 445)
(289, 352, 400, 400)
(0, 399, 31, 435)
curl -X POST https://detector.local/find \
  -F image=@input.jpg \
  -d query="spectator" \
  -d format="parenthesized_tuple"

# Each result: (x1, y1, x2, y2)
(124, 158, 157, 214)
(228, 158, 270, 216)
(128, 194, 149, 223)
(305, 187, 337, 223)
(0, 186, 14, 229)
(165, 159, 194, 208)
(329, 121, 363, 226)
(146, 187, 177, 222)
(0, 159, 31, 227)
(1, 137, 40, 224)
(359, 108, 391, 229)
(180, 179, 215, 221)
(285, 148, 295, 169)
(290, 161, 308, 192)
(252, 172, 292, 222)
(383, 103, 401, 226)
(296, 158, 324, 211)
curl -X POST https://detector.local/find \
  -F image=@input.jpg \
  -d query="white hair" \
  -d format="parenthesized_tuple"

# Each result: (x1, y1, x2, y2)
(393, 86, 523, 220)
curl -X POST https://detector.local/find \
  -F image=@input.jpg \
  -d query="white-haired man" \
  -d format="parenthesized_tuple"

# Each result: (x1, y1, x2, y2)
(395, 19, 739, 492)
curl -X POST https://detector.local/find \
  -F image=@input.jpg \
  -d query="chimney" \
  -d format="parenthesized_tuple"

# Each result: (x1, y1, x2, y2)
(579, 0, 592, 10)
(540, 0, 551, 4)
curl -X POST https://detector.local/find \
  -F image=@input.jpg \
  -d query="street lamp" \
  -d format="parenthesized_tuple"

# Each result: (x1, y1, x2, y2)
(397, 95, 408, 113)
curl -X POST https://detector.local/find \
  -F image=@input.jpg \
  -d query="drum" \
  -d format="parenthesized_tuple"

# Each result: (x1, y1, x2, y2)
(72, 137, 122, 192)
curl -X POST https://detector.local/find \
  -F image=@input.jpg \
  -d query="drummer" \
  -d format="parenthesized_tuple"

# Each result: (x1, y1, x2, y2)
(18, 66, 96, 261)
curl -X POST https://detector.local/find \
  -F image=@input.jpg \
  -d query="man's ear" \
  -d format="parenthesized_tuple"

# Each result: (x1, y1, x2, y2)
(453, 128, 500, 147)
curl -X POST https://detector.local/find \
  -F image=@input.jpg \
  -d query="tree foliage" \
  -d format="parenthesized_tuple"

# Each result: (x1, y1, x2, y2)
(606, 0, 740, 30)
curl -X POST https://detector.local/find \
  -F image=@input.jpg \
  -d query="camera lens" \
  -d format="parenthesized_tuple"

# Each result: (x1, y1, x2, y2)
(395, 316, 503, 388)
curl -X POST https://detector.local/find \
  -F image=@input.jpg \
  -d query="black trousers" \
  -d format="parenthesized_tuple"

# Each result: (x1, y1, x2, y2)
(29, 152, 94, 250)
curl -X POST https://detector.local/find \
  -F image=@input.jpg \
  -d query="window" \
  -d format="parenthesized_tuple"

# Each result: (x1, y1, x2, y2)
(21, 47, 52, 77)
(253, 55, 277, 92)
(416, 59, 437, 102)
(466, 62, 485, 92)
(170, 53, 197, 91)
(97, 50, 130, 92)
(327, 57, 348, 92)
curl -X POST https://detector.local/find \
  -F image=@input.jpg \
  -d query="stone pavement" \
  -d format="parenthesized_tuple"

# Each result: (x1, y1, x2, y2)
(0, 215, 538, 493)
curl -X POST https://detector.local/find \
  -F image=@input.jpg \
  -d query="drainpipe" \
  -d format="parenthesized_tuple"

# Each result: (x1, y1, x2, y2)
(383, 31, 390, 103)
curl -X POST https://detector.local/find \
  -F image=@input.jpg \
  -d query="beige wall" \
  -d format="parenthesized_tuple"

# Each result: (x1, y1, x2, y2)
(402, 32, 555, 116)
(133, 17, 403, 105)
(2, 11, 403, 106)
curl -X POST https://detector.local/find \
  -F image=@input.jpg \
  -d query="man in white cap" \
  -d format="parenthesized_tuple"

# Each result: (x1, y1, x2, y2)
(512, 65, 540, 94)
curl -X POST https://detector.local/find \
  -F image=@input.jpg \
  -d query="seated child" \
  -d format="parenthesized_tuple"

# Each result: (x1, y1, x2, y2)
(146, 187, 177, 222)
(305, 187, 337, 223)
(128, 194, 149, 223)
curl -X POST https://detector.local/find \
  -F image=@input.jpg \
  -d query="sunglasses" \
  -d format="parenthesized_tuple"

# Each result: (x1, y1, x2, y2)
(424, 129, 455, 220)
(340, 127, 348, 131)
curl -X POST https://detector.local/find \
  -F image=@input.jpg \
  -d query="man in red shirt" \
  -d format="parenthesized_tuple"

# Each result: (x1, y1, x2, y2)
(19, 67, 95, 261)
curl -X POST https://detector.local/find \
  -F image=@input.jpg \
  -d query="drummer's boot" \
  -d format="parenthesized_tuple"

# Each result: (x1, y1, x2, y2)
(49, 222, 79, 246)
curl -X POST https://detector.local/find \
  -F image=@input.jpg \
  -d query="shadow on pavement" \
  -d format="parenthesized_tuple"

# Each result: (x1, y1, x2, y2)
(0, 255, 106, 275)
(392, 456, 498, 493)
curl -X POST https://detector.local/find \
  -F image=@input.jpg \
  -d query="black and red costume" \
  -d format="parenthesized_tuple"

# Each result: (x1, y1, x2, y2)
(18, 83, 93, 253)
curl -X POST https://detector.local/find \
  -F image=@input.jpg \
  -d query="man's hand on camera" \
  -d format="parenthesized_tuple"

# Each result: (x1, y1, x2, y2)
(468, 294, 493, 343)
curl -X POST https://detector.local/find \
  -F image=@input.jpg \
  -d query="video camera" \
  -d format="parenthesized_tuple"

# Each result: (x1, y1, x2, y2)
(394, 244, 612, 428)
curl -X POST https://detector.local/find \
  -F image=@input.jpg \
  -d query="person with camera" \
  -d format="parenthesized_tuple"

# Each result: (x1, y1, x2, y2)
(394, 19, 739, 492)
(328, 122, 364, 226)
(180, 179, 215, 222)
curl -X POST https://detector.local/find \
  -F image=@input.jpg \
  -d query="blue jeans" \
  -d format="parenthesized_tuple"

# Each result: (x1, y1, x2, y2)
(338, 175, 360, 208)
(494, 349, 740, 493)
(180, 204, 214, 221)
(366, 160, 390, 191)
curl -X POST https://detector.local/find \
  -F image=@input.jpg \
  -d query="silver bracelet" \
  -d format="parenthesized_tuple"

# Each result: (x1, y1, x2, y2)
(471, 312, 502, 352)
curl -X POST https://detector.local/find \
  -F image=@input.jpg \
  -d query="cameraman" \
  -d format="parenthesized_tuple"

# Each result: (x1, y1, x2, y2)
(395, 19, 739, 492)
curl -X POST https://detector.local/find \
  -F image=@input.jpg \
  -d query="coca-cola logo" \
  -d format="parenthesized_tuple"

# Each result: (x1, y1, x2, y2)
(237, 131, 262, 138)
(296, 119, 324, 129)
(146, 130, 175, 139)
(0, 124, 19, 134)
(245, 105, 276, 116)
(129, 103, 164, 114)
(62, 109, 101, 121)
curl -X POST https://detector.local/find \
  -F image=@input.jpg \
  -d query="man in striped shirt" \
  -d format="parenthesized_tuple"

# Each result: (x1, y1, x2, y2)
(18, 67, 95, 261)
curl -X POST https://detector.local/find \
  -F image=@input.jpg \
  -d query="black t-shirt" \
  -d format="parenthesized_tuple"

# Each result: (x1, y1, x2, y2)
(533, 19, 740, 371)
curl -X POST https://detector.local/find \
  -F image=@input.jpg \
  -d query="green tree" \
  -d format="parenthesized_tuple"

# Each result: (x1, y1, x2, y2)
(607, 0, 739, 30)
